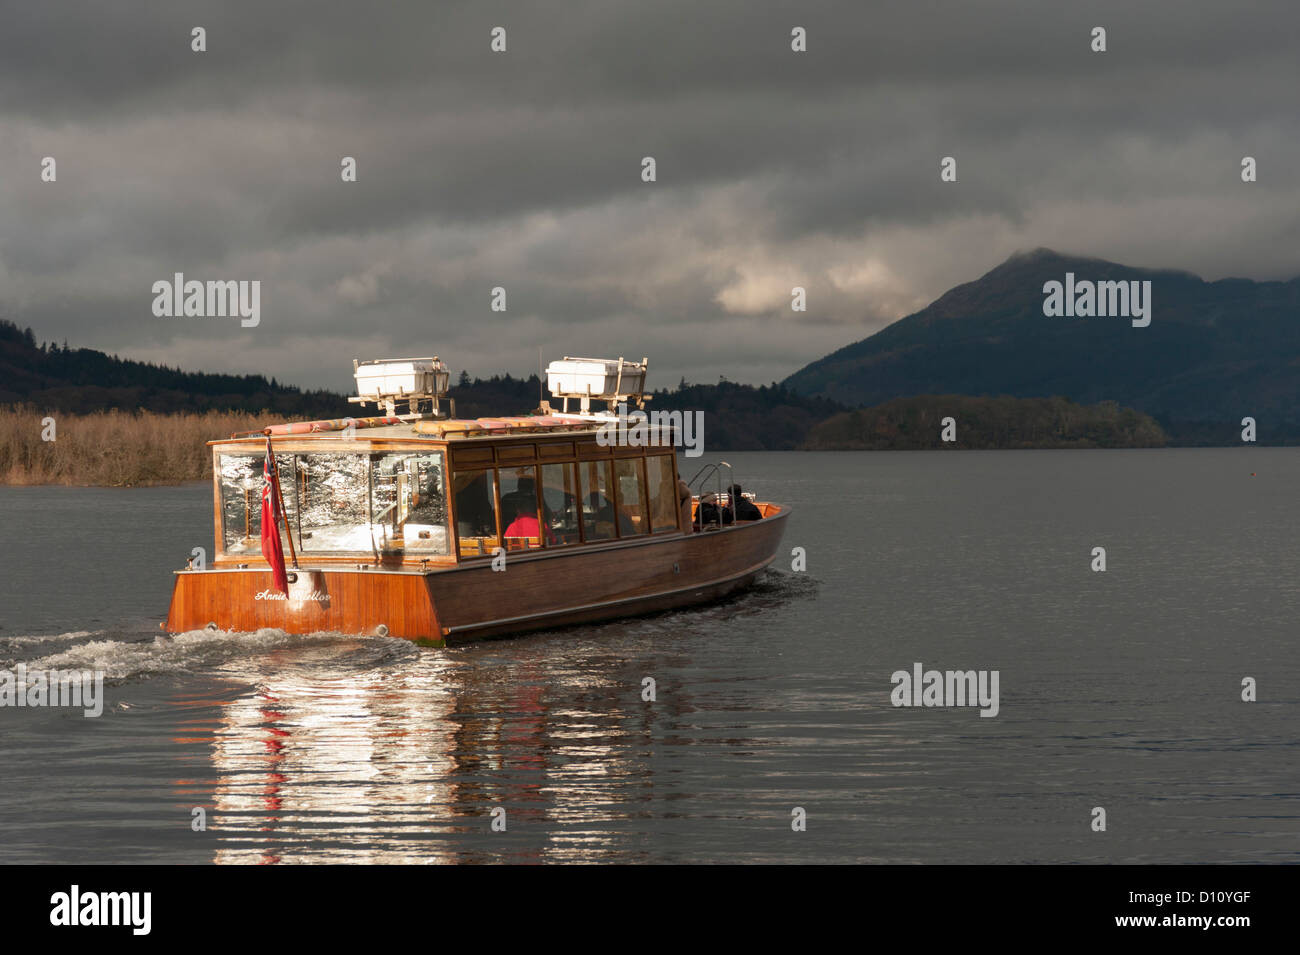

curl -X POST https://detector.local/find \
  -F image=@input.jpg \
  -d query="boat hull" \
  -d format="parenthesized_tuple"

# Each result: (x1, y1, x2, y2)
(165, 509, 789, 645)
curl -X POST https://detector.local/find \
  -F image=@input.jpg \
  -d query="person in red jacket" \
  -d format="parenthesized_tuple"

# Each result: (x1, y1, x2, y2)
(504, 489, 556, 544)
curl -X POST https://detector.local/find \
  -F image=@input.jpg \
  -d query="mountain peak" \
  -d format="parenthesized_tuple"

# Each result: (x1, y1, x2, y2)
(1006, 246, 1065, 262)
(781, 251, 1299, 434)
(989, 247, 1111, 275)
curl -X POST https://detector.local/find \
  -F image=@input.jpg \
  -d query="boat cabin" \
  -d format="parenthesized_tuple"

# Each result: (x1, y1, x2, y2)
(210, 421, 684, 569)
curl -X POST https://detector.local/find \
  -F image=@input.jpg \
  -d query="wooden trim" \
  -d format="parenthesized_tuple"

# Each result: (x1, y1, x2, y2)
(539, 441, 575, 459)
(211, 553, 460, 569)
(573, 461, 587, 545)
(448, 458, 463, 559)
(490, 468, 502, 553)
(497, 444, 536, 465)
(453, 446, 495, 468)
(211, 450, 223, 560)
(208, 427, 611, 452)
(533, 464, 546, 548)
(214, 439, 450, 454)
(442, 553, 778, 635)
(633, 456, 650, 534)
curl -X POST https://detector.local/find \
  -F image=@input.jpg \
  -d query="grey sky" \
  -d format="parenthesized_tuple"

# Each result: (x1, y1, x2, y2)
(1, 0, 1296, 393)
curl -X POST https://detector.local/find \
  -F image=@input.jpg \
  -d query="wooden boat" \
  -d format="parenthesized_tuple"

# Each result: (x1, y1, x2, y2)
(164, 357, 789, 645)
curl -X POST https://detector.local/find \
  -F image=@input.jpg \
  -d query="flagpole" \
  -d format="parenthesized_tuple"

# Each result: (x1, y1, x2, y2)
(265, 435, 299, 569)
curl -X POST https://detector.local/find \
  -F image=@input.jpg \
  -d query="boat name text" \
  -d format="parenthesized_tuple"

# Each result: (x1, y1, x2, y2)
(254, 588, 330, 602)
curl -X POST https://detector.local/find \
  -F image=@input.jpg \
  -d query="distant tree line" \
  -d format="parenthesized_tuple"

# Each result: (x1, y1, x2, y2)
(0, 319, 1173, 450)
(803, 394, 1169, 449)
(0, 319, 346, 416)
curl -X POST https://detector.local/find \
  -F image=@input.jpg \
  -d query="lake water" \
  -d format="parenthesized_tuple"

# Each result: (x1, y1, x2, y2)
(1, 449, 1296, 864)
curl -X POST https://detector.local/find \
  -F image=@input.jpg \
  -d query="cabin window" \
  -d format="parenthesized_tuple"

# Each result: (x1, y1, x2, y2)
(454, 468, 499, 558)
(295, 452, 372, 552)
(613, 458, 650, 536)
(645, 453, 680, 533)
(370, 452, 449, 554)
(578, 459, 617, 541)
(540, 463, 581, 545)
(499, 467, 543, 551)
(218, 450, 451, 557)
(218, 453, 272, 555)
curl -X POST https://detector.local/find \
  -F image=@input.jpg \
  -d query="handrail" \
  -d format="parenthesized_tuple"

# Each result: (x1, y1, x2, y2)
(685, 461, 734, 527)
(685, 461, 732, 492)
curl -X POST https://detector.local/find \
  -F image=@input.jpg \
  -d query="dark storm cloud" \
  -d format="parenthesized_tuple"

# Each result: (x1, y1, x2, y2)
(0, 0, 1296, 391)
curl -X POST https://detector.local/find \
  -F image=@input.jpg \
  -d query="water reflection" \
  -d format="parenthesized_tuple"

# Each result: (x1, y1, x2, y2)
(196, 639, 659, 863)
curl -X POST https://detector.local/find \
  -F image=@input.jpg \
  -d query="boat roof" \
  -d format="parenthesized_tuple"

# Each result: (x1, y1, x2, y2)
(213, 414, 674, 445)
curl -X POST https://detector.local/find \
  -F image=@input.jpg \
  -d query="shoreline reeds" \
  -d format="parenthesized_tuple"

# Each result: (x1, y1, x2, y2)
(0, 406, 284, 486)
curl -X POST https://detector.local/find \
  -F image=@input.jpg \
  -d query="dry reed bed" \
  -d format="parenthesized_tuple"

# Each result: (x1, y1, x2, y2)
(0, 406, 278, 486)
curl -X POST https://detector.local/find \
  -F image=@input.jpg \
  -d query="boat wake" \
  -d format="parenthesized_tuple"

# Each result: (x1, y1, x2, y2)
(4, 572, 815, 681)
(2, 629, 102, 651)
(730, 566, 820, 612)
(660, 566, 819, 624)
(8, 627, 419, 684)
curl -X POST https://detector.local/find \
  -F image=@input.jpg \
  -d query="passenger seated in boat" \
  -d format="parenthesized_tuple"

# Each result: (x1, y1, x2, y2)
(728, 484, 763, 521)
(677, 478, 693, 534)
(504, 507, 554, 544)
(500, 479, 535, 516)
(587, 492, 635, 537)
(695, 492, 733, 528)
(501, 481, 552, 546)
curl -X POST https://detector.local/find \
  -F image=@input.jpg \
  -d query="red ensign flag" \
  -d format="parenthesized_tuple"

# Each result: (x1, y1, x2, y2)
(261, 437, 289, 596)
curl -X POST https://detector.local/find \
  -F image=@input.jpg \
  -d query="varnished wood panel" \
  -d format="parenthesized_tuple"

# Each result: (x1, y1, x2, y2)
(166, 568, 440, 640)
(426, 509, 788, 643)
(452, 447, 495, 468)
(538, 441, 575, 459)
(497, 444, 536, 465)
(426, 509, 785, 634)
